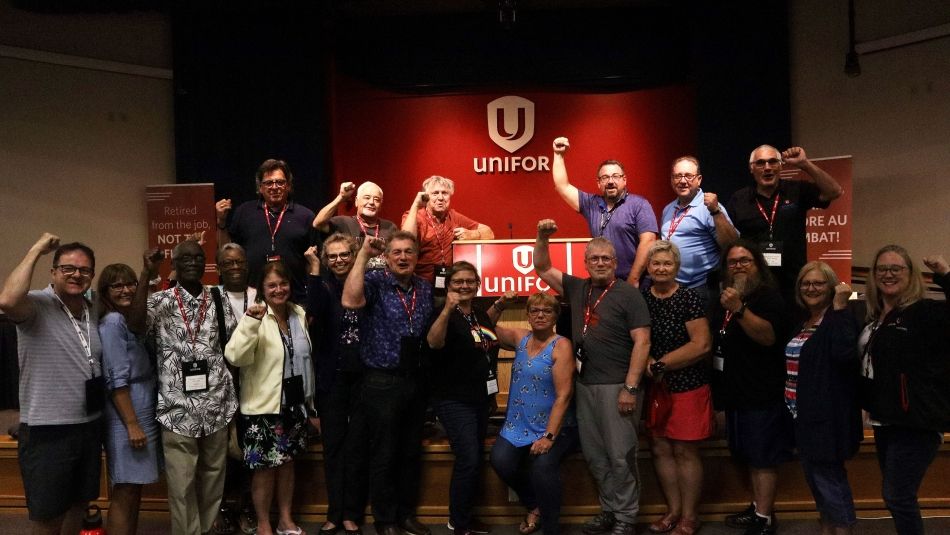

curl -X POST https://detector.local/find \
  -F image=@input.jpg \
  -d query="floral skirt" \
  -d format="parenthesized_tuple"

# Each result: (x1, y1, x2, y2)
(240, 406, 309, 469)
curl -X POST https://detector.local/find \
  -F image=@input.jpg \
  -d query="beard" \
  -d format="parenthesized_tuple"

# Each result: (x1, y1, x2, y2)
(728, 271, 761, 298)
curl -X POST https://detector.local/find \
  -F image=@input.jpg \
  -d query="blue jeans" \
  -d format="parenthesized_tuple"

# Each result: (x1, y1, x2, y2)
(799, 458, 856, 527)
(874, 425, 942, 535)
(434, 399, 490, 531)
(489, 428, 580, 535)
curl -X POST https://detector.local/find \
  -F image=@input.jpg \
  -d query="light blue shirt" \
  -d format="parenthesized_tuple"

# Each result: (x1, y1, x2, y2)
(660, 188, 736, 288)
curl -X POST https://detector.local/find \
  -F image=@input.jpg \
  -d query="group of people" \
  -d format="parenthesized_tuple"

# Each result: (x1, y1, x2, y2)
(0, 142, 947, 535)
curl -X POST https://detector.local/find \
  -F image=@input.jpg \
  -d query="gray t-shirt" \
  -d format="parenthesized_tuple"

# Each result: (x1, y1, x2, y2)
(562, 274, 650, 385)
(17, 286, 102, 425)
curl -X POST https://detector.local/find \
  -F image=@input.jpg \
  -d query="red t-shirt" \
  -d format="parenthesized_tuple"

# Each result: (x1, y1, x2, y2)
(402, 208, 478, 282)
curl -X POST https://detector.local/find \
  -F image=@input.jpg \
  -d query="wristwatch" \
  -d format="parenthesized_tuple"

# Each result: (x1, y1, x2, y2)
(543, 432, 556, 441)
(734, 303, 746, 319)
(623, 384, 639, 395)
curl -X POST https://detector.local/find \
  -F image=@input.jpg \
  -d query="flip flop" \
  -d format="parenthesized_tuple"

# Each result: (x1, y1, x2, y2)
(518, 511, 541, 535)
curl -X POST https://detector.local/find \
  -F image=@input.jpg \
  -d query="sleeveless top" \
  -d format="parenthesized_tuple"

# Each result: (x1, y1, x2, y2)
(500, 334, 576, 447)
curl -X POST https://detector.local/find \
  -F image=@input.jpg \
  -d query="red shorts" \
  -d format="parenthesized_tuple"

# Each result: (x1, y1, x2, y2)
(648, 384, 713, 441)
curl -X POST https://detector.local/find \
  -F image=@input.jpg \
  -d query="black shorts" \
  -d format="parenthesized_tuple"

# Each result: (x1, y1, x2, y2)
(18, 420, 103, 521)
(726, 405, 794, 468)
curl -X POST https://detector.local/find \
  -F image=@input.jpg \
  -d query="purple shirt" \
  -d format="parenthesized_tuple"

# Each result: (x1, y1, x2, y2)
(359, 270, 434, 369)
(578, 190, 659, 280)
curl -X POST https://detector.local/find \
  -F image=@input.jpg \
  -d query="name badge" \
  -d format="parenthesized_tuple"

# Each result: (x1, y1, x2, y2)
(266, 254, 282, 263)
(434, 266, 448, 290)
(183, 359, 209, 393)
(486, 378, 499, 395)
(283, 374, 305, 406)
(760, 241, 783, 267)
(471, 329, 482, 343)
(85, 375, 106, 415)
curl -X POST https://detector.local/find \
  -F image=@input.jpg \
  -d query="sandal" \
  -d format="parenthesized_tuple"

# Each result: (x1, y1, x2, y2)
(238, 505, 257, 535)
(518, 510, 541, 535)
(648, 514, 680, 534)
(671, 518, 701, 535)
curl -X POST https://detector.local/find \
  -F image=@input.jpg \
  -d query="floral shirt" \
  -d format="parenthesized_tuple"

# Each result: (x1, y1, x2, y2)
(147, 286, 238, 437)
(359, 270, 434, 369)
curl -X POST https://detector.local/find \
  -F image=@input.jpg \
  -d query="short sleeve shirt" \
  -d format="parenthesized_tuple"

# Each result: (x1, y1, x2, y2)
(661, 189, 735, 288)
(148, 286, 238, 437)
(325, 216, 398, 270)
(642, 286, 708, 393)
(16, 287, 102, 425)
(227, 200, 315, 301)
(578, 190, 659, 281)
(404, 208, 479, 283)
(562, 274, 651, 384)
(359, 270, 434, 369)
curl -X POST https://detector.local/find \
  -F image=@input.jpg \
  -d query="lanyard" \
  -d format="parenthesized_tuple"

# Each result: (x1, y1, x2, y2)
(280, 317, 296, 375)
(665, 204, 691, 240)
(356, 215, 380, 239)
(755, 193, 781, 240)
(582, 279, 616, 337)
(457, 306, 492, 355)
(395, 284, 418, 336)
(598, 191, 626, 236)
(53, 290, 94, 375)
(719, 309, 737, 337)
(174, 287, 209, 354)
(424, 209, 452, 265)
(264, 204, 288, 252)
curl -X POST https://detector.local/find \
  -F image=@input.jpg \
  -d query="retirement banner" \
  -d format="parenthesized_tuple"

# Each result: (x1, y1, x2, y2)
(146, 183, 218, 285)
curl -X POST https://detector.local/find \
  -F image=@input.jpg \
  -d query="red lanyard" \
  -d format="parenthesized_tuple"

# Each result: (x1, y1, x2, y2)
(665, 204, 691, 239)
(174, 287, 209, 351)
(458, 306, 492, 353)
(263, 204, 288, 252)
(582, 279, 616, 337)
(356, 215, 380, 239)
(425, 209, 452, 265)
(395, 284, 418, 335)
(755, 193, 780, 239)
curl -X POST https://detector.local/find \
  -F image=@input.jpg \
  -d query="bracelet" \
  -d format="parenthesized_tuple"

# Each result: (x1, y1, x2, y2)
(492, 301, 505, 312)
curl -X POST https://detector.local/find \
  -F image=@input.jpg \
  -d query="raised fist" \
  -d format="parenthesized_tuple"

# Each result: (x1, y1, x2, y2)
(363, 236, 386, 257)
(833, 282, 852, 310)
(923, 255, 949, 276)
(552, 137, 570, 155)
(537, 219, 558, 238)
(414, 191, 429, 209)
(33, 233, 60, 255)
(340, 182, 356, 199)
(781, 146, 807, 166)
(703, 192, 720, 212)
(215, 199, 232, 224)
(143, 248, 164, 273)
(246, 303, 267, 320)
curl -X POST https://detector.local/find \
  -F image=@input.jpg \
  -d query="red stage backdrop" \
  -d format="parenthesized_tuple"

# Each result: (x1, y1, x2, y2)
(330, 75, 697, 239)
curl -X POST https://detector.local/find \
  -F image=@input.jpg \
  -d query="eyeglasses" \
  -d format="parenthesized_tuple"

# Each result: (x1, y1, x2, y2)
(875, 264, 907, 276)
(261, 179, 288, 189)
(218, 259, 246, 269)
(55, 265, 94, 277)
(327, 252, 352, 261)
(586, 255, 615, 264)
(752, 158, 782, 169)
(671, 173, 699, 182)
(527, 307, 555, 317)
(450, 278, 479, 287)
(175, 254, 205, 265)
(727, 257, 754, 268)
(799, 280, 828, 290)
(108, 281, 138, 292)
(597, 173, 625, 182)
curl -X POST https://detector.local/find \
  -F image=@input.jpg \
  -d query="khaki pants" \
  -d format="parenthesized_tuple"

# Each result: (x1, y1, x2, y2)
(162, 426, 229, 535)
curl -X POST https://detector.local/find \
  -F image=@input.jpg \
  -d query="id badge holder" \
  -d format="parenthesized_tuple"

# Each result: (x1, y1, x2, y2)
(283, 375, 305, 406)
(486, 368, 499, 395)
(471, 328, 482, 344)
(399, 336, 422, 370)
(434, 266, 448, 296)
(761, 241, 783, 267)
(713, 346, 725, 372)
(266, 254, 282, 263)
(85, 375, 106, 414)
(183, 359, 209, 393)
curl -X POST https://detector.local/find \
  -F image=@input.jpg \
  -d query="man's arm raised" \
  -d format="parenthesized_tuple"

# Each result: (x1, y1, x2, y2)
(534, 219, 565, 295)
(552, 137, 581, 212)
(341, 237, 385, 309)
(401, 191, 428, 236)
(783, 146, 843, 203)
(313, 182, 356, 232)
(0, 233, 61, 322)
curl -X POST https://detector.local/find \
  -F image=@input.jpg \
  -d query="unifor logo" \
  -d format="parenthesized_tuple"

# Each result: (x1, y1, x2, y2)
(512, 245, 535, 275)
(487, 96, 535, 154)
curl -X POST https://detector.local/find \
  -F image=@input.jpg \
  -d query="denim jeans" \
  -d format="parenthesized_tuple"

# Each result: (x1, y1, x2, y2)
(799, 458, 857, 527)
(874, 425, 942, 535)
(489, 427, 580, 535)
(434, 399, 490, 531)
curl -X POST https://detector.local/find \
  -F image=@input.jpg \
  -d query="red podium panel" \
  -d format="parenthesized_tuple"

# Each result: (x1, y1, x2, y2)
(453, 238, 591, 297)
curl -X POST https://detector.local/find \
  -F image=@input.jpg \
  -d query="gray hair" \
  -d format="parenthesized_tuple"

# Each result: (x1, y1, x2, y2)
(422, 175, 455, 194)
(216, 242, 246, 265)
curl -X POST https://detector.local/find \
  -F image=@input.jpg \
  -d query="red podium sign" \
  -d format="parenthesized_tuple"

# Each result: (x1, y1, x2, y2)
(453, 239, 591, 297)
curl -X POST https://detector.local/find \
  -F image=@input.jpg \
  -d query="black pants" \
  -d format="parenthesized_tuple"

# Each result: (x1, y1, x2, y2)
(318, 370, 368, 525)
(348, 369, 427, 525)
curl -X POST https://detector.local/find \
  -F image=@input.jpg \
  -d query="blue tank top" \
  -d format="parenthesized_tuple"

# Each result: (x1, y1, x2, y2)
(500, 334, 576, 447)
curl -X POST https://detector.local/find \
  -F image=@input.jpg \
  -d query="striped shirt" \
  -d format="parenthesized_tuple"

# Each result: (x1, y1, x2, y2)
(785, 318, 821, 418)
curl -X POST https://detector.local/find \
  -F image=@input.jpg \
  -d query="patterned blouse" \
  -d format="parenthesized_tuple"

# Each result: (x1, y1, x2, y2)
(147, 286, 238, 437)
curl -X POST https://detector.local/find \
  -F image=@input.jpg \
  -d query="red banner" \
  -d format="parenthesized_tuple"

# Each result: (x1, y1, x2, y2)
(454, 239, 591, 297)
(145, 184, 218, 284)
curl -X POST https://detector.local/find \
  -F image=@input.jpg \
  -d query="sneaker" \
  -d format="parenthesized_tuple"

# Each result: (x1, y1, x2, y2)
(724, 504, 757, 529)
(609, 520, 636, 535)
(398, 517, 431, 535)
(741, 515, 776, 535)
(582, 511, 616, 534)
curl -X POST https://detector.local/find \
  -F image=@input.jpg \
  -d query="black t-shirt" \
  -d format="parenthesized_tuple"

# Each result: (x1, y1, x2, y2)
(642, 287, 708, 393)
(428, 307, 500, 403)
(726, 181, 828, 293)
(711, 285, 789, 410)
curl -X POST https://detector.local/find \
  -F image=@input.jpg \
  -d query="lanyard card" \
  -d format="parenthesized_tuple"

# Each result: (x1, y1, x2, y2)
(85, 375, 106, 414)
(183, 359, 209, 393)
(760, 241, 783, 267)
(283, 374, 305, 406)
(399, 336, 422, 370)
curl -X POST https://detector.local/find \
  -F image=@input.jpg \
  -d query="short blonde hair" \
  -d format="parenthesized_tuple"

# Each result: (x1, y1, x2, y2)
(794, 261, 840, 310)
(647, 240, 681, 269)
(526, 292, 560, 320)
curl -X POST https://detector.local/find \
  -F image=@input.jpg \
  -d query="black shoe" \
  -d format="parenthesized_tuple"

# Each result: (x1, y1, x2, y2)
(344, 524, 363, 535)
(448, 519, 491, 534)
(376, 524, 401, 535)
(741, 515, 776, 535)
(398, 517, 431, 535)
(609, 520, 636, 535)
(582, 511, 616, 534)
(724, 504, 757, 529)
